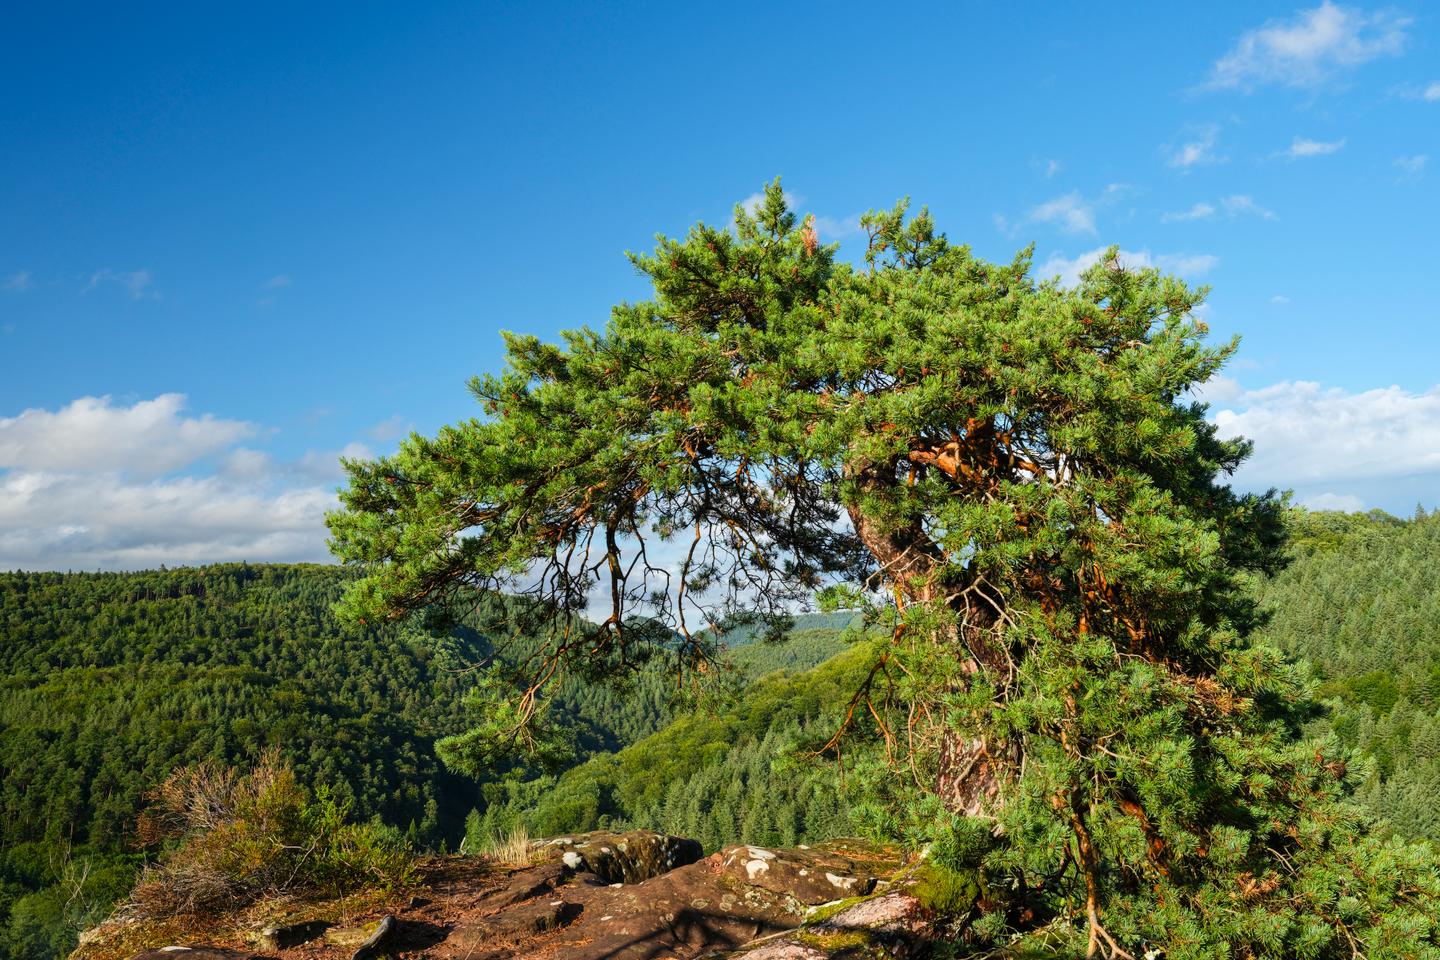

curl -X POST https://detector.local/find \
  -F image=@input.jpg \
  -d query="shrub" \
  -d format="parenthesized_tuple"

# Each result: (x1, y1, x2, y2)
(130, 751, 413, 916)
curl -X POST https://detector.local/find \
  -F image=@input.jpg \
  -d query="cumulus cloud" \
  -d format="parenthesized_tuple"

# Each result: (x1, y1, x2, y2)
(1211, 381, 1440, 487)
(1208, 2, 1410, 90)
(0, 394, 363, 571)
(1303, 492, 1367, 512)
(1427, 82, 1440, 101)
(1166, 125, 1223, 170)
(1028, 192, 1097, 235)
(0, 395, 255, 476)
(0, 472, 336, 571)
(1035, 247, 1219, 288)
(1285, 136, 1347, 159)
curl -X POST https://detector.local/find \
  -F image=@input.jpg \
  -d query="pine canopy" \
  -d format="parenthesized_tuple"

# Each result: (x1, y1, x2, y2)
(328, 183, 1440, 957)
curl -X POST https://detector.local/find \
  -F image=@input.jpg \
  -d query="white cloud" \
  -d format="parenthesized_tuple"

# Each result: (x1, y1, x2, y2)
(1003, 185, 1134, 239)
(1393, 80, 1440, 101)
(1208, 2, 1410, 90)
(1303, 492, 1366, 512)
(1158, 252, 1221, 274)
(1284, 136, 1347, 158)
(1212, 381, 1440, 486)
(83, 268, 157, 301)
(1162, 195, 1276, 223)
(813, 213, 865, 240)
(1220, 195, 1277, 220)
(1044, 159, 1062, 178)
(1028, 192, 1096, 234)
(1162, 202, 1218, 223)
(1166, 124, 1223, 170)
(0, 470, 336, 571)
(297, 442, 371, 482)
(1036, 247, 1219, 288)
(0, 395, 254, 476)
(1271, 294, 1290, 304)
(3, 271, 30, 293)
(0, 394, 363, 571)
(1395, 154, 1428, 177)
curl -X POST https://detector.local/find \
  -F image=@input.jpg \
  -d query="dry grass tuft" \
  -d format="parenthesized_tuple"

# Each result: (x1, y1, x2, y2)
(482, 825, 534, 867)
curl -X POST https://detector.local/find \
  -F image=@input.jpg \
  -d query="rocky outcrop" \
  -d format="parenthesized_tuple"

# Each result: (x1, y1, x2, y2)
(715, 843, 884, 904)
(528, 829, 704, 883)
(77, 831, 934, 960)
(730, 892, 935, 958)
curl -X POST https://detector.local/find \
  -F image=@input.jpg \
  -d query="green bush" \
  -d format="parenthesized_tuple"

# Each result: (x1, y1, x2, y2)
(130, 753, 413, 916)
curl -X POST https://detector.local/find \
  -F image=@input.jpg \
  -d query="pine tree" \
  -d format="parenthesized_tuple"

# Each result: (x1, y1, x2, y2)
(328, 182, 1440, 956)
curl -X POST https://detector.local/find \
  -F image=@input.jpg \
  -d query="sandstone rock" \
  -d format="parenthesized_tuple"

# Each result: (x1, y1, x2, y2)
(446, 898, 582, 950)
(727, 892, 934, 958)
(715, 843, 881, 906)
(255, 919, 328, 951)
(128, 949, 261, 960)
(83, 836, 914, 960)
(735, 942, 831, 960)
(477, 861, 566, 910)
(530, 829, 704, 884)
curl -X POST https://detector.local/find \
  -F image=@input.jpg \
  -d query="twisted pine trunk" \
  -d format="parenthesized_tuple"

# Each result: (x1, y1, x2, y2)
(846, 461, 1008, 816)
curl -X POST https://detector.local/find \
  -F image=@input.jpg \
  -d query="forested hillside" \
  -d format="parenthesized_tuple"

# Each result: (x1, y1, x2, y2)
(468, 639, 878, 853)
(0, 565, 850, 960)
(0, 565, 474, 960)
(5, 509, 1440, 958)
(1251, 507, 1440, 841)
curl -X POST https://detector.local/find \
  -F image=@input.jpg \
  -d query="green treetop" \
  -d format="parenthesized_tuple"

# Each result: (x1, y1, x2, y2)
(329, 182, 1440, 957)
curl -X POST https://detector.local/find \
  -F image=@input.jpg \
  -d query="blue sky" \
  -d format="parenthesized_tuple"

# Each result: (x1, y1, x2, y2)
(1, 1, 1437, 569)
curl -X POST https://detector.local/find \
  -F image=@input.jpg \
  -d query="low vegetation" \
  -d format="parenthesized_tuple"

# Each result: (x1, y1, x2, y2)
(129, 752, 413, 916)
